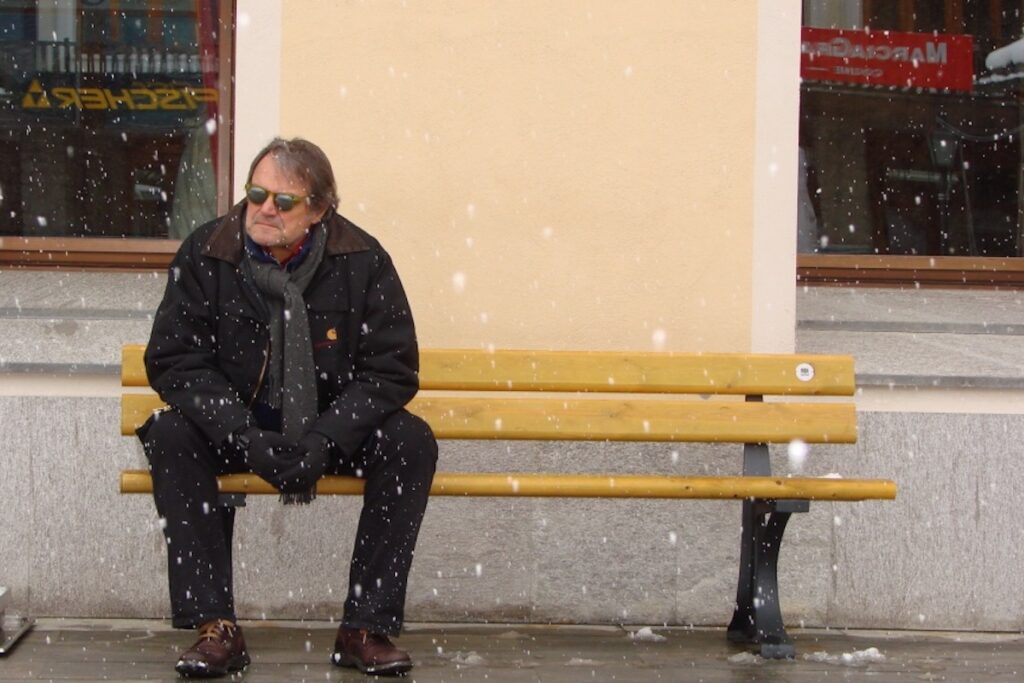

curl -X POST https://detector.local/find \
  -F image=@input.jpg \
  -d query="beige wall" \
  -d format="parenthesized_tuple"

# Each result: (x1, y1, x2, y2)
(268, 1, 794, 352)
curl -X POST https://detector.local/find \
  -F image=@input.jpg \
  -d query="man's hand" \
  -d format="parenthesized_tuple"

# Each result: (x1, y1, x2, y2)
(275, 433, 331, 494)
(235, 427, 304, 488)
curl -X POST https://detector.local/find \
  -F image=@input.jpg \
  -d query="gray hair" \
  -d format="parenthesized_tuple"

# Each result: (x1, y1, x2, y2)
(246, 137, 339, 213)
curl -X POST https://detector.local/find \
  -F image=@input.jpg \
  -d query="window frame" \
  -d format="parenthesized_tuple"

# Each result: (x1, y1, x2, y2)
(0, 1, 234, 271)
(798, 254, 1024, 287)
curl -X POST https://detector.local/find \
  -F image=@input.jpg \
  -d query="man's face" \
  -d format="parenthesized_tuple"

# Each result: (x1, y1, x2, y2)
(244, 155, 326, 252)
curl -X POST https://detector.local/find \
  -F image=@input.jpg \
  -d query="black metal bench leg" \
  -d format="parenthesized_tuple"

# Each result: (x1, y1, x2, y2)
(0, 586, 34, 656)
(752, 509, 794, 659)
(728, 500, 805, 659)
(728, 499, 759, 644)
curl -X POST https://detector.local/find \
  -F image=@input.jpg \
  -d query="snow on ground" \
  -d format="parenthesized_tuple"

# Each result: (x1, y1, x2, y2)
(629, 626, 667, 642)
(728, 647, 885, 667)
(727, 652, 764, 665)
(450, 650, 486, 666)
(803, 647, 886, 667)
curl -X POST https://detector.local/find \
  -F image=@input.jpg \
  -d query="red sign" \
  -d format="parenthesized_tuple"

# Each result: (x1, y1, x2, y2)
(801, 27, 973, 92)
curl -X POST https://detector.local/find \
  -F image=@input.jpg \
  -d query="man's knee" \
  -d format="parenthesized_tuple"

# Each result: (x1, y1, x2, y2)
(140, 409, 210, 467)
(378, 410, 438, 476)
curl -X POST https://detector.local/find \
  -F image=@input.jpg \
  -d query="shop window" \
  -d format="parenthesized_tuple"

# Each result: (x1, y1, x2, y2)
(799, 1, 1024, 286)
(0, 0, 232, 269)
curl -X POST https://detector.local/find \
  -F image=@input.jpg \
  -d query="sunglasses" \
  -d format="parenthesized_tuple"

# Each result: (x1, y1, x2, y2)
(244, 183, 308, 212)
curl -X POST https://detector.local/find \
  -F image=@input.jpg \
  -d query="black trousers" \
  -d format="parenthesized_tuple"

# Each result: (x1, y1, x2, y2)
(140, 408, 437, 635)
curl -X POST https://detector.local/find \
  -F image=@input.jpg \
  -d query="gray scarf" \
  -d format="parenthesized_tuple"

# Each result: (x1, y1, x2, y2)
(243, 224, 327, 503)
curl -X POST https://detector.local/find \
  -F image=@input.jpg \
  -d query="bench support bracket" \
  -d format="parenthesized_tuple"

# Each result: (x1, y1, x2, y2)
(726, 437, 809, 659)
(727, 498, 808, 659)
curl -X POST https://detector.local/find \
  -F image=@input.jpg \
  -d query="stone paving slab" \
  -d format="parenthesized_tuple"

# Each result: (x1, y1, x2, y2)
(1, 619, 1022, 682)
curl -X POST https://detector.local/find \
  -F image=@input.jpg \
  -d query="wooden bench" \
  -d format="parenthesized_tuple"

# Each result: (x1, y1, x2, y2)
(119, 344, 896, 658)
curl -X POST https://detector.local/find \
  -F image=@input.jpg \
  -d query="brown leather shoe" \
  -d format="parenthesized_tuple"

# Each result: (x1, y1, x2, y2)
(174, 619, 250, 678)
(331, 626, 412, 676)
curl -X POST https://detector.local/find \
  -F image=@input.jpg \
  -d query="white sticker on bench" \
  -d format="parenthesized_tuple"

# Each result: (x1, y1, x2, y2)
(795, 363, 815, 381)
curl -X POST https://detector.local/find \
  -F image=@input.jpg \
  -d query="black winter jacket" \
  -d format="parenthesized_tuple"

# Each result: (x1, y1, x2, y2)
(144, 203, 419, 456)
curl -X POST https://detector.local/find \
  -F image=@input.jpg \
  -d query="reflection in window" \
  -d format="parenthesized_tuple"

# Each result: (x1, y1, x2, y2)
(800, 0, 1024, 258)
(0, 0, 225, 239)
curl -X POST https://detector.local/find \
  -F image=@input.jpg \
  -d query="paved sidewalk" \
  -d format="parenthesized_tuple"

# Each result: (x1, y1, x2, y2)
(2, 618, 1022, 682)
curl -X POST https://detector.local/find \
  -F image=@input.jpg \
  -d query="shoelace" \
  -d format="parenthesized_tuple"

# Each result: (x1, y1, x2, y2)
(359, 629, 391, 646)
(198, 619, 236, 642)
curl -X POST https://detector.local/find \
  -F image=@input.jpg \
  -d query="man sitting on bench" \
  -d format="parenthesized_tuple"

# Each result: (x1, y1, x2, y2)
(139, 137, 437, 678)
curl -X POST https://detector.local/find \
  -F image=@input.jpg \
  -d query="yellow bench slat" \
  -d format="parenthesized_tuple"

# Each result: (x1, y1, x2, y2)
(122, 393, 857, 444)
(421, 349, 855, 395)
(121, 345, 855, 396)
(119, 470, 895, 501)
(121, 345, 149, 387)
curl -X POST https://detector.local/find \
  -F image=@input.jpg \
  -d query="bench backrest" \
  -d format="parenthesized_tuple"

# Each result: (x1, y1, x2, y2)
(121, 345, 857, 444)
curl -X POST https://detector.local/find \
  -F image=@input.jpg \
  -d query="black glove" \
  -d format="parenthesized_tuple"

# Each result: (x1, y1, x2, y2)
(235, 427, 304, 488)
(275, 432, 331, 495)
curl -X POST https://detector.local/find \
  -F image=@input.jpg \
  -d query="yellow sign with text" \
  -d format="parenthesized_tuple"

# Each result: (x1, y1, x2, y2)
(22, 80, 217, 111)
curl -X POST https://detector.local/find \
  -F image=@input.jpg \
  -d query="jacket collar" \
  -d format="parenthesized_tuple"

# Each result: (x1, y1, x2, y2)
(201, 202, 371, 264)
